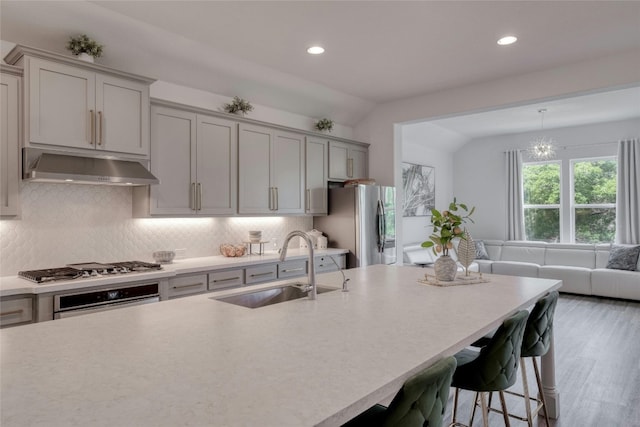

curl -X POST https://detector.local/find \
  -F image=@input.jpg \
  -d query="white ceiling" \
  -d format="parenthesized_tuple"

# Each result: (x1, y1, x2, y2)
(1, 1, 639, 132)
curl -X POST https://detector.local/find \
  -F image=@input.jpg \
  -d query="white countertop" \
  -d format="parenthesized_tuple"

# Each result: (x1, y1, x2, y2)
(0, 265, 561, 427)
(0, 248, 348, 297)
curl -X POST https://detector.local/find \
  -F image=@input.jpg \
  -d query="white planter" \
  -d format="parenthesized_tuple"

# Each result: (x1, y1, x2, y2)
(76, 53, 94, 63)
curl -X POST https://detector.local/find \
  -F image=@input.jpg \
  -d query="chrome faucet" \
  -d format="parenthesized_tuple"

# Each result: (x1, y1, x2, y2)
(280, 231, 316, 300)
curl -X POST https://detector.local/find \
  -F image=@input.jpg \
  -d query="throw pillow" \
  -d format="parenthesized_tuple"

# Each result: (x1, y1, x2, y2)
(606, 244, 640, 271)
(475, 240, 490, 260)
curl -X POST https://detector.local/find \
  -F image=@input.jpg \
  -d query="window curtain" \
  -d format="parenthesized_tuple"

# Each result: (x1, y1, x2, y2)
(616, 139, 640, 244)
(506, 150, 525, 240)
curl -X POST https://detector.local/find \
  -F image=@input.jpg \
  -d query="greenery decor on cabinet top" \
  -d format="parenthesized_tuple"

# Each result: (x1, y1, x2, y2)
(314, 118, 334, 133)
(66, 34, 104, 58)
(421, 198, 475, 256)
(223, 96, 254, 115)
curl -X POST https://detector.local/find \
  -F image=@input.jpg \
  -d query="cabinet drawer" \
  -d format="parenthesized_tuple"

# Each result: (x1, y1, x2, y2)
(168, 274, 208, 298)
(315, 255, 345, 273)
(278, 260, 307, 279)
(1, 296, 34, 328)
(209, 269, 244, 290)
(245, 264, 277, 284)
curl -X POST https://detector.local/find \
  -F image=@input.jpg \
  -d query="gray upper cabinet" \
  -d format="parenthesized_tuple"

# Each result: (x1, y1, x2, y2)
(135, 104, 237, 216)
(5, 46, 153, 158)
(305, 137, 328, 215)
(238, 123, 304, 215)
(328, 140, 368, 181)
(0, 66, 21, 216)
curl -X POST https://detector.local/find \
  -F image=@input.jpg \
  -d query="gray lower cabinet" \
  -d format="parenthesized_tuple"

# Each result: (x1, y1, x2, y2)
(167, 274, 208, 298)
(209, 268, 244, 291)
(278, 259, 308, 279)
(315, 254, 346, 273)
(245, 263, 278, 284)
(0, 295, 34, 328)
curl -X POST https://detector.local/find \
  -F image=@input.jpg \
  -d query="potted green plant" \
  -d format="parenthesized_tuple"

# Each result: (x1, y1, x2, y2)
(66, 34, 104, 63)
(223, 96, 254, 116)
(314, 118, 334, 133)
(421, 198, 475, 281)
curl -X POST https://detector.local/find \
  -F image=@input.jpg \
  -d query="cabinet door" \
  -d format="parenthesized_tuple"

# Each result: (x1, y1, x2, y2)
(167, 274, 208, 298)
(28, 58, 95, 150)
(305, 137, 328, 215)
(149, 106, 196, 215)
(272, 131, 305, 214)
(196, 115, 237, 215)
(238, 123, 272, 214)
(328, 140, 349, 180)
(96, 74, 149, 156)
(349, 145, 368, 179)
(0, 72, 20, 216)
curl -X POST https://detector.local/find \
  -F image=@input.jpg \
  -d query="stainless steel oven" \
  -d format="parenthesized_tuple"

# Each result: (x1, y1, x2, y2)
(53, 282, 160, 319)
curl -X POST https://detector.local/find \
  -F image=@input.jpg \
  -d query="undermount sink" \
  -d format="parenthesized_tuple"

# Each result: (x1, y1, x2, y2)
(214, 284, 337, 309)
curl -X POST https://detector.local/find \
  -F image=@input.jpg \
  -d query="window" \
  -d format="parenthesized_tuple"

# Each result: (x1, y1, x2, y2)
(572, 158, 616, 243)
(522, 156, 617, 243)
(523, 162, 561, 242)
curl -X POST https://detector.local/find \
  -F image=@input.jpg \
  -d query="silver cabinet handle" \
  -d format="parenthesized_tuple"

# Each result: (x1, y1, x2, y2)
(347, 158, 354, 178)
(98, 111, 103, 145)
(282, 268, 304, 273)
(172, 282, 204, 290)
(190, 183, 196, 210)
(89, 110, 95, 145)
(275, 187, 279, 211)
(197, 183, 202, 211)
(250, 271, 274, 278)
(212, 276, 241, 283)
(306, 189, 310, 211)
(268, 187, 273, 210)
(0, 309, 24, 317)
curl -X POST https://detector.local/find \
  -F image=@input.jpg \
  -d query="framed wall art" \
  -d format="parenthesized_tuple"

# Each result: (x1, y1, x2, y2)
(402, 162, 435, 217)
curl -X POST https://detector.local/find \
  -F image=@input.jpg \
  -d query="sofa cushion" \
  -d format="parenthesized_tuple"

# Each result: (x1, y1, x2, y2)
(606, 244, 640, 271)
(591, 268, 640, 300)
(595, 244, 611, 268)
(491, 261, 539, 278)
(483, 240, 504, 261)
(474, 241, 490, 260)
(474, 259, 494, 274)
(403, 244, 435, 266)
(539, 265, 592, 295)
(500, 241, 546, 265)
(544, 244, 596, 269)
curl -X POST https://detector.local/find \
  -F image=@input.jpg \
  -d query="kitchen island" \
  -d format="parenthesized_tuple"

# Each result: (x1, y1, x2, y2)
(0, 265, 561, 426)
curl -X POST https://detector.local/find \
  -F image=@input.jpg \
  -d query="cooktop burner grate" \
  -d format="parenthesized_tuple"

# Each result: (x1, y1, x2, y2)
(18, 267, 83, 283)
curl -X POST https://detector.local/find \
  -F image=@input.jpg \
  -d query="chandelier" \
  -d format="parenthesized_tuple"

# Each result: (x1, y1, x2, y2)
(528, 108, 556, 160)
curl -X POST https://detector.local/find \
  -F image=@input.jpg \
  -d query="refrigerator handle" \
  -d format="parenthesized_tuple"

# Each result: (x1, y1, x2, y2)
(376, 200, 384, 253)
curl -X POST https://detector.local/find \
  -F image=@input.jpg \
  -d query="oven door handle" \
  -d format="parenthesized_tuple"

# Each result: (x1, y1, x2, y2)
(54, 296, 159, 319)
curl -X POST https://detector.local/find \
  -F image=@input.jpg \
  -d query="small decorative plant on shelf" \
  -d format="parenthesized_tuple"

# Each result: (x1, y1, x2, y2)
(421, 198, 475, 281)
(66, 34, 103, 61)
(314, 118, 334, 133)
(223, 96, 254, 116)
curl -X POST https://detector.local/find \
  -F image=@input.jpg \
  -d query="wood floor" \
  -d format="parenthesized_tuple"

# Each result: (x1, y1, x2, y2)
(445, 294, 640, 427)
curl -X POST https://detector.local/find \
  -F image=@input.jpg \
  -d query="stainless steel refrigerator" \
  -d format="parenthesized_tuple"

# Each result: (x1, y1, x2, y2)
(313, 185, 396, 268)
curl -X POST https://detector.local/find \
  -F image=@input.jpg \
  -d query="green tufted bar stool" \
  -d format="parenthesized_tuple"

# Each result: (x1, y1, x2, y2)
(342, 356, 457, 427)
(450, 310, 529, 427)
(475, 291, 559, 426)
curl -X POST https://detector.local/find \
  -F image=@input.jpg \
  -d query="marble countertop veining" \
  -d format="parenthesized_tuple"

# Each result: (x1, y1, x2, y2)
(0, 265, 561, 427)
(0, 248, 349, 297)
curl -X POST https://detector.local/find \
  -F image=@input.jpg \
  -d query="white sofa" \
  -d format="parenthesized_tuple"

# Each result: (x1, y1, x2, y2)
(472, 240, 640, 301)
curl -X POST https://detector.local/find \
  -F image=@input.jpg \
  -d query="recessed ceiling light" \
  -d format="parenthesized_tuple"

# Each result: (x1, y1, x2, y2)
(307, 46, 325, 55)
(497, 36, 518, 46)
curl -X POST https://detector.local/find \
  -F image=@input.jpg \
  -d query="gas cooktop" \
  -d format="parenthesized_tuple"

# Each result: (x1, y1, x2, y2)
(18, 261, 163, 284)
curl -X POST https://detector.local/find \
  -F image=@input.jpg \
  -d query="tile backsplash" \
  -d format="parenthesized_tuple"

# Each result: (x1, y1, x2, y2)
(0, 182, 312, 276)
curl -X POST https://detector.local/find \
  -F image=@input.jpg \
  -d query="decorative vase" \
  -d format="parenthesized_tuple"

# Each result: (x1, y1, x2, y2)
(76, 53, 94, 63)
(456, 230, 476, 276)
(434, 255, 457, 281)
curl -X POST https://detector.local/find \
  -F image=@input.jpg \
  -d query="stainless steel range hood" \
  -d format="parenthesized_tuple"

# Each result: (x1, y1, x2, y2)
(23, 148, 159, 186)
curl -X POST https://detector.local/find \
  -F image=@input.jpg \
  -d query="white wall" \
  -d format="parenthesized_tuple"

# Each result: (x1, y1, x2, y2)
(355, 48, 640, 187)
(454, 117, 640, 241)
